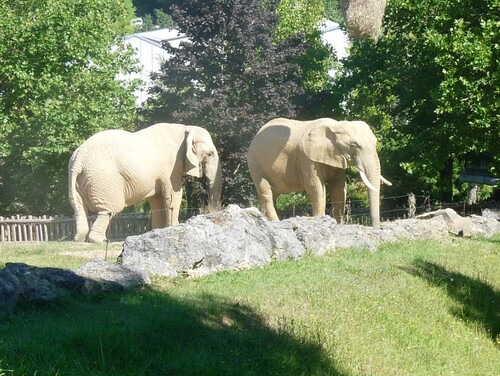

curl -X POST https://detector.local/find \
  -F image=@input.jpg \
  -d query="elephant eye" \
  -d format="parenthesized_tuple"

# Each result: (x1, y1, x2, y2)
(351, 141, 361, 149)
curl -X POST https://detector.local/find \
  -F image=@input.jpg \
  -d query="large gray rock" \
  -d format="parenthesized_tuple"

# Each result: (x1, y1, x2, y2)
(77, 259, 150, 290)
(120, 205, 500, 279)
(0, 259, 148, 312)
(416, 208, 500, 237)
(0, 268, 20, 312)
(273, 216, 337, 256)
(120, 205, 303, 278)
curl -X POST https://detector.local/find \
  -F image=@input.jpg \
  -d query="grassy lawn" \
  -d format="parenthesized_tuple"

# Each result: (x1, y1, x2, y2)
(0, 236, 499, 375)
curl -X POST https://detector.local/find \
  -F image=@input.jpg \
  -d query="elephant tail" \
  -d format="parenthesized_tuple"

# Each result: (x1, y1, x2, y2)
(68, 149, 89, 241)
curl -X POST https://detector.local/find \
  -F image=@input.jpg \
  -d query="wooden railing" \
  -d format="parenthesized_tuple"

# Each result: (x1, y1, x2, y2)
(0, 214, 151, 242)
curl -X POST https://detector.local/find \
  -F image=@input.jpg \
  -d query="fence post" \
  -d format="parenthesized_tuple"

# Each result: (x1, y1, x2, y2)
(408, 193, 416, 218)
(423, 196, 431, 212)
(344, 200, 352, 224)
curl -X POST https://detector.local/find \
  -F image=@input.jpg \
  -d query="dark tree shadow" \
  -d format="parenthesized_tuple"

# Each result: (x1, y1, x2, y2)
(0, 287, 347, 375)
(402, 259, 500, 345)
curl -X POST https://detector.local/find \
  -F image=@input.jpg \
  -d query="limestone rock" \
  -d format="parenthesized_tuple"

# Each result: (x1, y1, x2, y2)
(274, 216, 337, 256)
(77, 258, 150, 291)
(0, 268, 20, 312)
(0, 259, 148, 312)
(120, 206, 500, 280)
(120, 205, 298, 278)
(416, 208, 499, 237)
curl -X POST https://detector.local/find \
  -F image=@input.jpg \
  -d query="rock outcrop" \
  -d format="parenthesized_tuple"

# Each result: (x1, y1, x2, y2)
(2, 205, 498, 312)
(0, 260, 148, 313)
(120, 205, 500, 279)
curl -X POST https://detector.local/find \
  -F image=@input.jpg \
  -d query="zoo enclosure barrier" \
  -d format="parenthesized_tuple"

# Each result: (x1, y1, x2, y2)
(0, 195, 496, 242)
(274, 193, 497, 226)
(0, 213, 151, 243)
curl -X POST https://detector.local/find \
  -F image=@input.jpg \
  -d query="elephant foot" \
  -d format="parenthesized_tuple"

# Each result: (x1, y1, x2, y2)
(73, 232, 87, 242)
(87, 230, 107, 244)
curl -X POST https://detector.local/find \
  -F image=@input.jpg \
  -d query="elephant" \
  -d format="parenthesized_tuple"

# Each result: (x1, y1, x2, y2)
(68, 122, 222, 242)
(247, 118, 391, 228)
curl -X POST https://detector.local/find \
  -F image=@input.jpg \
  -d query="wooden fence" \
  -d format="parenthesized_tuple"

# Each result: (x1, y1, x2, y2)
(0, 214, 151, 243)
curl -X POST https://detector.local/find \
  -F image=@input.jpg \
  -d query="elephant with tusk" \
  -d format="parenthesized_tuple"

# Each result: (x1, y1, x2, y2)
(68, 123, 222, 243)
(247, 118, 391, 228)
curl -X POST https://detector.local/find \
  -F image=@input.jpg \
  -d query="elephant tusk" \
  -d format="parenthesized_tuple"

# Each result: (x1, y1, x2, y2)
(380, 175, 392, 186)
(360, 170, 378, 192)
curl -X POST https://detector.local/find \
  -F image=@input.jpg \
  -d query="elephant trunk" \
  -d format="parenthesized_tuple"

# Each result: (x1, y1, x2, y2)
(358, 152, 381, 228)
(206, 158, 222, 212)
(367, 177, 381, 228)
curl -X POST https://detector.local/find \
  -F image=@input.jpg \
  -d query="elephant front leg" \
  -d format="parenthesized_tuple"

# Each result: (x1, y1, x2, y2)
(306, 178, 326, 217)
(149, 194, 167, 228)
(149, 189, 182, 228)
(255, 179, 279, 221)
(167, 189, 183, 226)
(329, 174, 346, 224)
(88, 212, 113, 243)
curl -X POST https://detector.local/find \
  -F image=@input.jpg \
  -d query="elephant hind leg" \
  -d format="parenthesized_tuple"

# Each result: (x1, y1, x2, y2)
(71, 192, 90, 242)
(87, 212, 113, 243)
(74, 211, 89, 242)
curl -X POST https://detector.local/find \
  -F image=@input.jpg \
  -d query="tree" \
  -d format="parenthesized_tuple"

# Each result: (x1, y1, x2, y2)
(137, 9, 175, 31)
(144, 0, 308, 206)
(324, 0, 343, 24)
(276, 0, 335, 93)
(0, 0, 139, 214)
(334, 0, 499, 202)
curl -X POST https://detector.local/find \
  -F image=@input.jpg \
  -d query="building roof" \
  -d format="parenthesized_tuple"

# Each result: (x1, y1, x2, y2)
(124, 28, 187, 49)
(122, 22, 350, 106)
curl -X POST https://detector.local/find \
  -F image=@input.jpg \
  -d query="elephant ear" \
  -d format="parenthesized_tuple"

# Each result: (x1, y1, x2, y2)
(185, 130, 200, 177)
(302, 125, 348, 169)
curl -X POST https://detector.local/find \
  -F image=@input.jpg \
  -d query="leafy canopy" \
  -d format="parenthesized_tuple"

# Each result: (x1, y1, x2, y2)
(0, 0, 139, 214)
(334, 0, 499, 201)
(276, 0, 336, 93)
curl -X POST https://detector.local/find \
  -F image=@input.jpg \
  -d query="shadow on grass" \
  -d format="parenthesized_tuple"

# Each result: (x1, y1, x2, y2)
(0, 288, 345, 375)
(403, 258, 500, 344)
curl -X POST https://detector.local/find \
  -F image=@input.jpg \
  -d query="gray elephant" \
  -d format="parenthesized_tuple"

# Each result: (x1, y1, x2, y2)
(247, 118, 391, 228)
(68, 123, 222, 242)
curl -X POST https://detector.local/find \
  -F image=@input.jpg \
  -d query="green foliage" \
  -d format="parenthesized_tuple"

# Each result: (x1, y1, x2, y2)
(0, 0, 140, 214)
(276, 0, 335, 92)
(276, 192, 313, 216)
(137, 8, 175, 31)
(334, 0, 499, 201)
(324, 0, 343, 24)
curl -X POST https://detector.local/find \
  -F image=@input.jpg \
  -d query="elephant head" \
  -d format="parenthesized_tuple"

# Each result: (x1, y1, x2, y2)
(302, 120, 391, 228)
(184, 126, 222, 212)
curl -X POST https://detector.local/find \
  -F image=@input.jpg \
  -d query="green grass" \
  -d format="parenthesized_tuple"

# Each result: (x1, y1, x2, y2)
(0, 236, 499, 375)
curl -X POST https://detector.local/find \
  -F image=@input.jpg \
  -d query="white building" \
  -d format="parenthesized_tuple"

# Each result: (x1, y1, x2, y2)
(320, 20, 350, 60)
(120, 28, 187, 106)
(122, 22, 349, 106)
